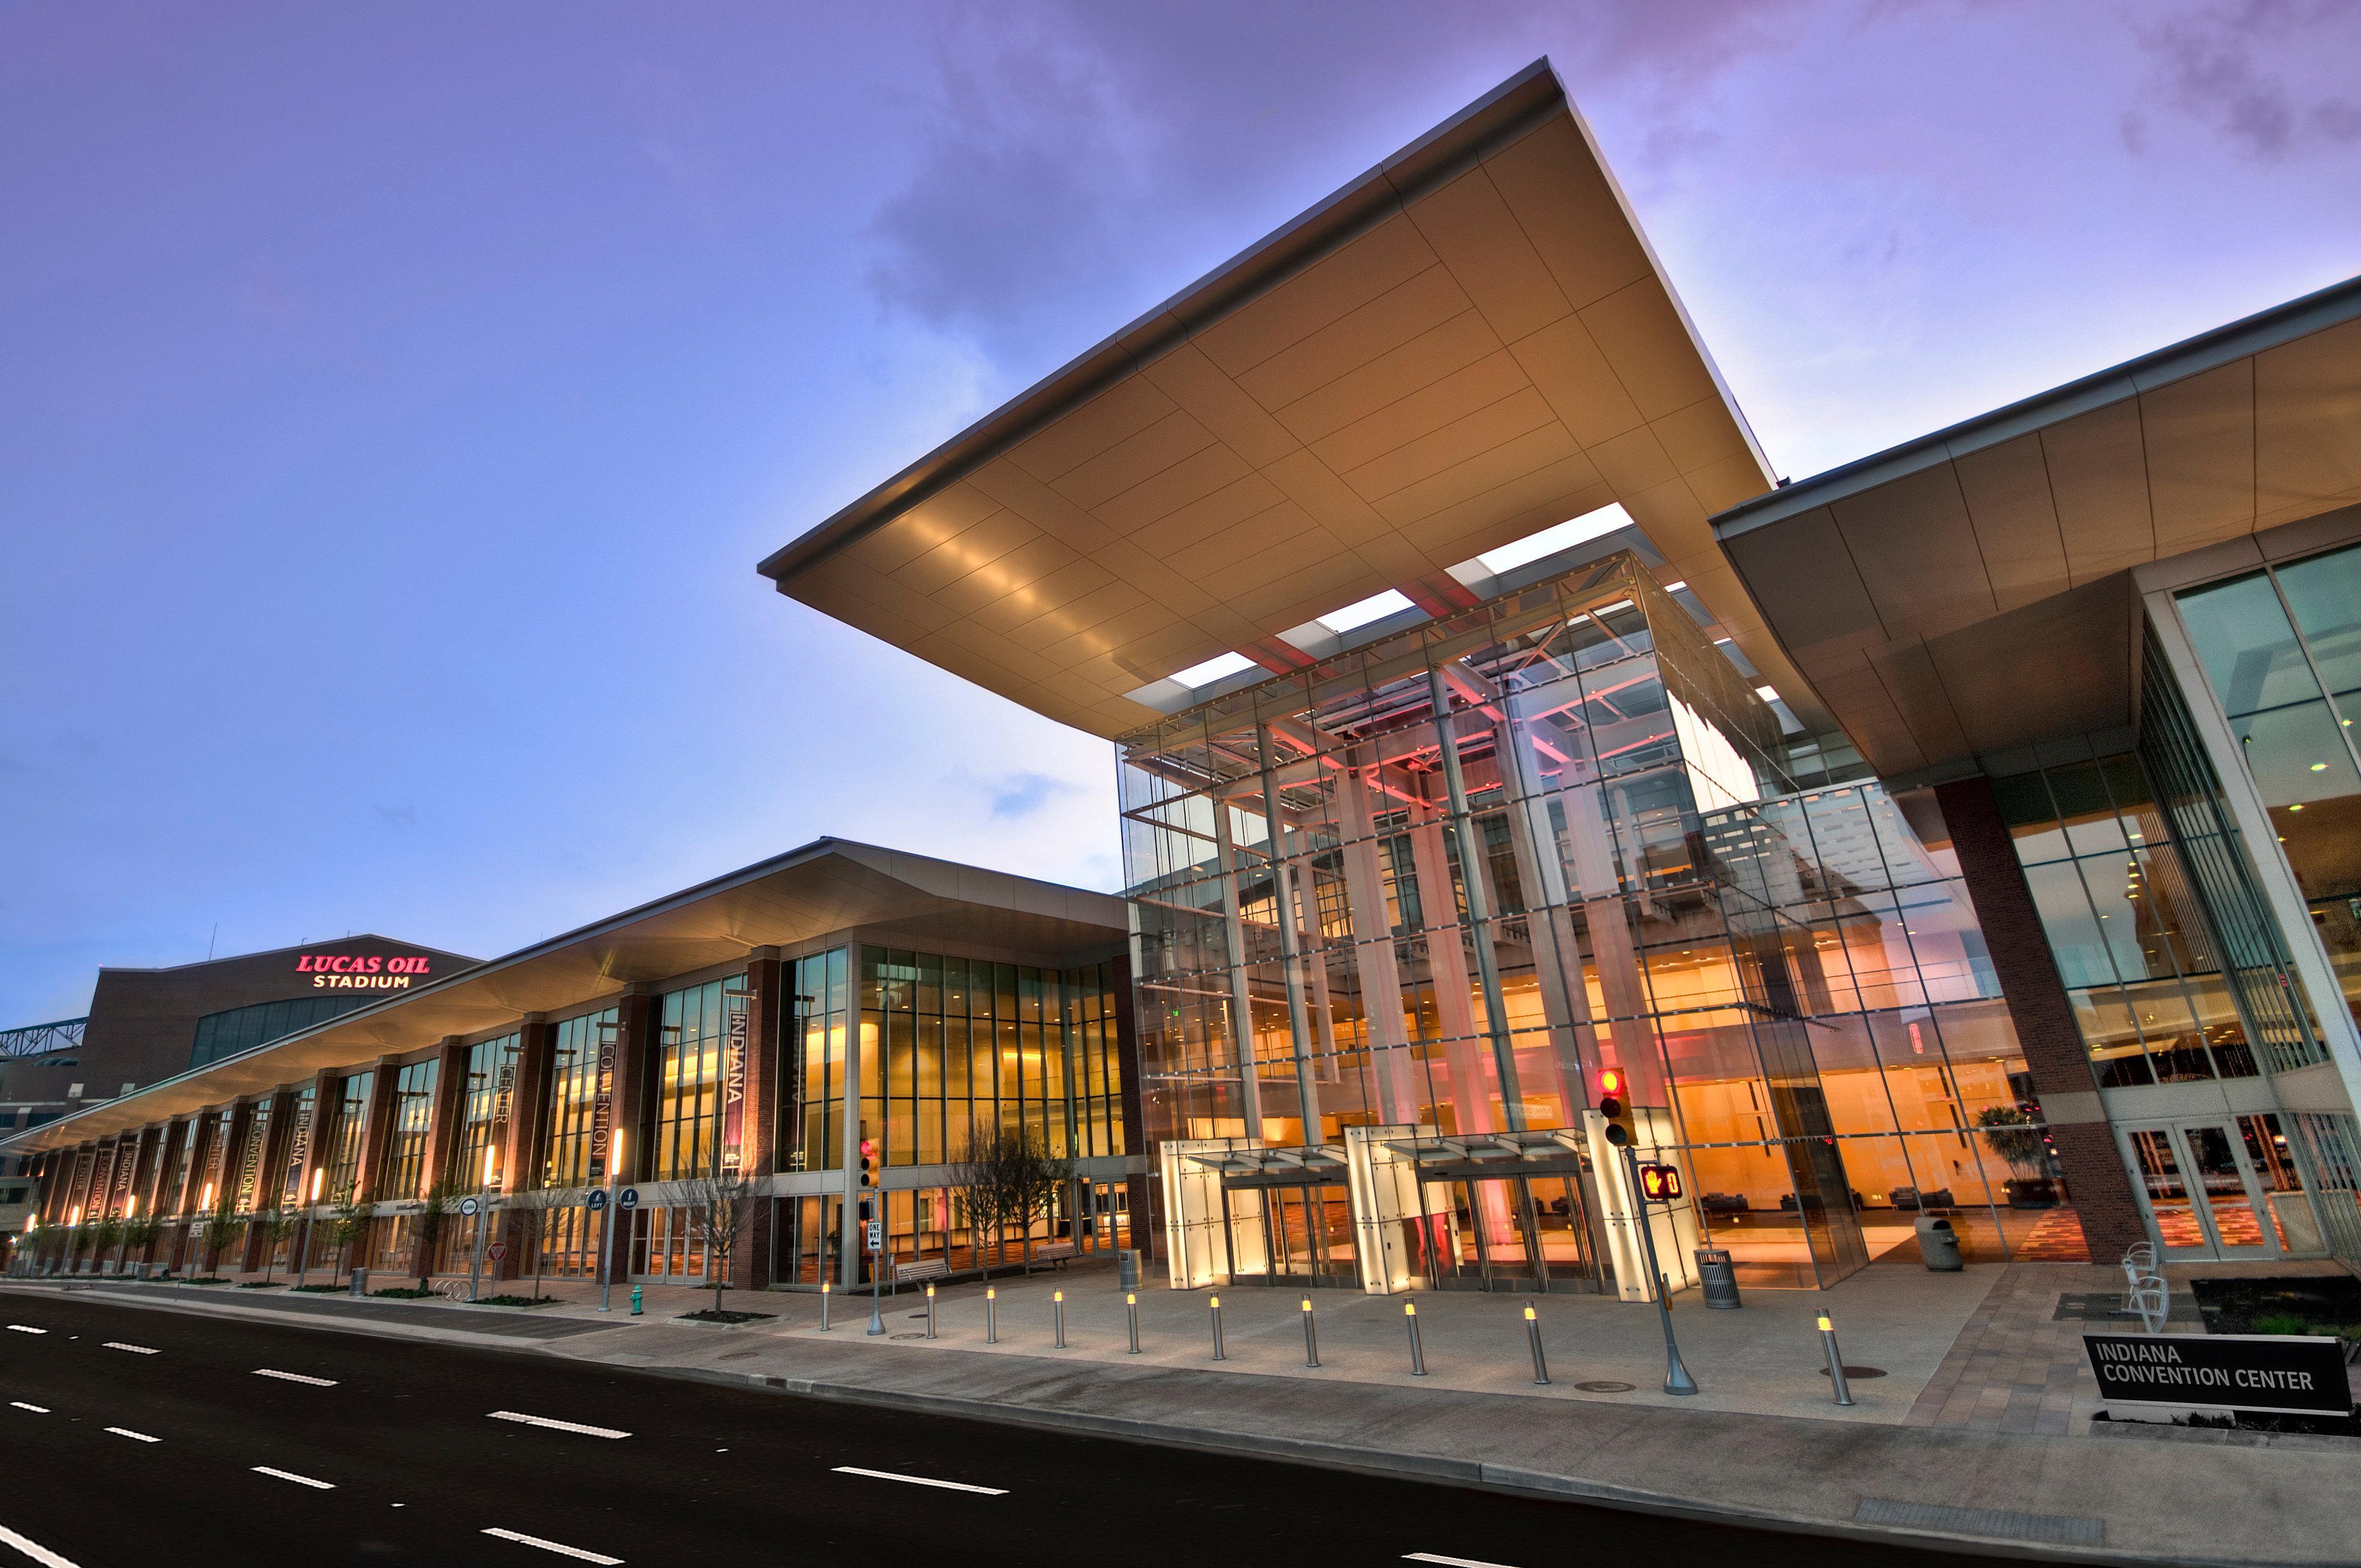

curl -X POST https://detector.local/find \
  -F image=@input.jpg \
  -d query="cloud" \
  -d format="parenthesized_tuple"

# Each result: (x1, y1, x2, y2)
(988, 771, 1079, 819)
(2132, 1, 2361, 158)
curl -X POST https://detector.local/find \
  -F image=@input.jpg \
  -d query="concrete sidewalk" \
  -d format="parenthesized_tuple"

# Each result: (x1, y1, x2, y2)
(11, 1266, 2355, 1565)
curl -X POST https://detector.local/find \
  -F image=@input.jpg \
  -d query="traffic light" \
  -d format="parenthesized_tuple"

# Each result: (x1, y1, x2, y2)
(1595, 1067, 1636, 1147)
(858, 1136, 877, 1191)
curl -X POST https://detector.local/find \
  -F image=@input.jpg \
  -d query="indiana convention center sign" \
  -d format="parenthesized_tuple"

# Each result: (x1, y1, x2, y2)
(2084, 1333, 2354, 1416)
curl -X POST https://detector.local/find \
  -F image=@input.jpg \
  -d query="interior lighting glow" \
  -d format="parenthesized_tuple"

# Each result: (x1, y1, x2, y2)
(1475, 503, 1635, 575)
(1754, 685, 1780, 703)
(2311, 762, 2328, 771)
(1315, 588, 1415, 633)
(1171, 650, 1255, 688)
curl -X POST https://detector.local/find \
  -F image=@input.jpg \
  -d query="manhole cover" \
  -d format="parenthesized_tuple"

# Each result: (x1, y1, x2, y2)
(1818, 1365, 1887, 1379)
(889, 1332, 928, 1340)
(1573, 1380, 1635, 1392)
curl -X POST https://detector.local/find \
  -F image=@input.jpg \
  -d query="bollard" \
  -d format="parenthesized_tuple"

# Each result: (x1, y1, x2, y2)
(1301, 1297, 1321, 1367)
(1818, 1314, 1855, 1407)
(820, 1279, 832, 1331)
(925, 1282, 936, 1340)
(1405, 1300, 1427, 1376)
(1053, 1289, 1067, 1349)
(1524, 1302, 1551, 1385)
(1210, 1294, 1226, 1361)
(985, 1286, 998, 1344)
(629, 1285, 642, 1316)
(1126, 1291, 1141, 1355)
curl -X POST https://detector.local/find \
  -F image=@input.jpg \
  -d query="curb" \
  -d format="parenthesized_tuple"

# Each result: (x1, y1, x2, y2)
(7, 1279, 2341, 1568)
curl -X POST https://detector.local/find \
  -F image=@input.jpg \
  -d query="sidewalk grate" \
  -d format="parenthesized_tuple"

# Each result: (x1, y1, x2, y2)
(1856, 1498, 2103, 1546)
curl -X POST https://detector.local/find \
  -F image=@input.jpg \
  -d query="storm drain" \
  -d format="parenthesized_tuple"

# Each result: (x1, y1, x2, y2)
(1856, 1498, 2103, 1546)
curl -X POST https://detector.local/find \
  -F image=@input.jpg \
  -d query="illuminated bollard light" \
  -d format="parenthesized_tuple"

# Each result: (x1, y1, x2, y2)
(1302, 1297, 1321, 1367)
(1405, 1300, 1427, 1376)
(1053, 1289, 1067, 1348)
(986, 1286, 998, 1345)
(1524, 1302, 1550, 1385)
(1819, 1314, 1856, 1407)
(1209, 1294, 1225, 1361)
(1127, 1291, 1141, 1354)
(820, 1279, 832, 1332)
(925, 1282, 936, 1340)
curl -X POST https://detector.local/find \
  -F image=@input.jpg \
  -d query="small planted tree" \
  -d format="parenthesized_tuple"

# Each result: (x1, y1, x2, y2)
(951, 1129, 1074, 1276)
(256, 1210, 301, 1285)
(412, 1182, 459, 1289)
(1977, 1106, 2046, 1178)
(120, 1212, 164, 1277)
(675, 1171, 757, 1318)
(198, 1200, 245, 1279)
(330, 1188, 375, 1278)
(504, 1185, 569, 1303)
(87, 1214, 123, 1273)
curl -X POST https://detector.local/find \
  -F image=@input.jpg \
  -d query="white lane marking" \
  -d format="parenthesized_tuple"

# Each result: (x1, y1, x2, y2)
(102, 1427, 159, 1443)
(487, 1410, 629, 1440)
(481, 1527, 623, 1564)
(5, 1326, 46, 1335)
(101, 1342, 158, 1356)
(252, 1466, 334, 1490)
(8, 1404, 47, 1415)
(254, 1368, 338, 1387)
(1406, 1556, 1520, 1568)
(0, 1521, 84, 1567)
(830, 1465, 1007, 1496)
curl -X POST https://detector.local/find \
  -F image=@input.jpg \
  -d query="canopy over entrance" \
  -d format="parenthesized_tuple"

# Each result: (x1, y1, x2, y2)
(761, 59, 1822, 739)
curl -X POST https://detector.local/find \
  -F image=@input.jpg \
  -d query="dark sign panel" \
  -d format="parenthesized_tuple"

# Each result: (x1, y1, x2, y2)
(2084, 1333, 2353, 1416)
(720, 989, 750, 1175)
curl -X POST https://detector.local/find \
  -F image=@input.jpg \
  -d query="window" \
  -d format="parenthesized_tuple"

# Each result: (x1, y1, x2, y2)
(321, 1074, 373, 1201)
(380, 1058, 439, 1200)
(543, 1011, 615, 1188)
(654, 981, 728, 1180)
(189, 993, 375, 1071)
(452, 1034, 521, 1191)
(785, 950, 849, 1171)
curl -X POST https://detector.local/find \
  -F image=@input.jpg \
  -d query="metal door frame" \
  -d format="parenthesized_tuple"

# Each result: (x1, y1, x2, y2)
(2116, 1117, 2280, 1261)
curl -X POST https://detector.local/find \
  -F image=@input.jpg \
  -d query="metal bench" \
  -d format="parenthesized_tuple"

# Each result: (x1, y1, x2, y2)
(1023, 1243, 1077, 1273)
(893, 1258, 950, 1286)
(2120, 1243, 2167, 1333)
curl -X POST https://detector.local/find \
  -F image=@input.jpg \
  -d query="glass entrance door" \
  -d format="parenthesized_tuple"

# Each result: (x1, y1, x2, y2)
(1415, 1173, 1598, 1292)
(1221, 1182, 1354, 1286)
(2120, 1120, 2280, 1260)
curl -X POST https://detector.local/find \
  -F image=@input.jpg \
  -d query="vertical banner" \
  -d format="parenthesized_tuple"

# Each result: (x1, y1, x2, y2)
(281, 1092, 313, 1208)
(207, 1111, 236, 1210)
(488, 1050, 515, 1192)
(721, 986, 750, 1175)
(68, 1150, 93, 1222)
(588, 1025, 615, 1185)
(234, 1103, 270, 1212)
(88, 1146, 117, 1220)
(110, 1141, 137, 1216)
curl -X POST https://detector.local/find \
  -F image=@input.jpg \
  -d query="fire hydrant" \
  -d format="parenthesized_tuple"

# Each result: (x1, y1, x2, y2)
(629, 1285, 643, 1316)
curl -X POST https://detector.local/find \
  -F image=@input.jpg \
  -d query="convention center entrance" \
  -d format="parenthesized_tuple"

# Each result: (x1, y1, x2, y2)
(1386, 1134, 1604, 1293)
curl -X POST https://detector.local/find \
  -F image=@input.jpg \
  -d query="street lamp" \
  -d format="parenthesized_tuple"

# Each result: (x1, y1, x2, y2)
(295, 1167, 324, 1288)
(599, 1128, 626, 1312)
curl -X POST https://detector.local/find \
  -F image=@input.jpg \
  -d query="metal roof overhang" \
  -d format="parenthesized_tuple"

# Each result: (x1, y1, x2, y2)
(7, 839, 1127, 1155)
(759, 58, 1826, 740)
(1710, 275, 2361, 781)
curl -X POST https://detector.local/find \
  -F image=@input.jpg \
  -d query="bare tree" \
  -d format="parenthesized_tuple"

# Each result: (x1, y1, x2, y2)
(256, 1210, 300, 1285)
(198, 1200, 245, 1278)
(121, 1212, 164, 1278)
(330, 1188, 374, 1280)
(503, 1185, 570, 1303)
(675, 1171, 756, 1317)
(412, 1182, 459, 1288)
(950, 1129, 1073, 1277)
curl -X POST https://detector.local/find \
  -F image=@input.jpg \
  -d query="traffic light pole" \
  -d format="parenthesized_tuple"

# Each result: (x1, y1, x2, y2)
(1622, 1141, 1699, 1395)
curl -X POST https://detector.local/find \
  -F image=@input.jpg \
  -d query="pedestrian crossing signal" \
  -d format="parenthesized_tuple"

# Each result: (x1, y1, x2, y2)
(1638, 1162, 1682, 1201)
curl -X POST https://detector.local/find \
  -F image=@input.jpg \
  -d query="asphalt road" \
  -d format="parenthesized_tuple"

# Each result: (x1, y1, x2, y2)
(0, 1291, 2013, 1568)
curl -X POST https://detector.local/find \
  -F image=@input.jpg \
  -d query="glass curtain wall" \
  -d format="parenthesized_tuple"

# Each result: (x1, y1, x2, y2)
(783, 949, 848, 1174)
(537, 1010, 614, 1276)
(1992, 749, 2262, 1087)
(654, 981, 726, 1180)
(379, 1058, 439, 1200)
(321, 1074, 371, 1200)
(1118, 551, 2034, 1287)
(452, 1033, 521, 1193)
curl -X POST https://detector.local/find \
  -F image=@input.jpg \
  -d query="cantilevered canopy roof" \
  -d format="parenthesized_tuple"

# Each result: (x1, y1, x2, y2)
(5, 840, 1126, 1154)
(1713, 276, 2361, 780)
(760, 59, 1820, 739)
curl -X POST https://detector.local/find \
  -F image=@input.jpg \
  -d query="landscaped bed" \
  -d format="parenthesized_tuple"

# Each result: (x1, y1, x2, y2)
(678, 1309, 776, 1325)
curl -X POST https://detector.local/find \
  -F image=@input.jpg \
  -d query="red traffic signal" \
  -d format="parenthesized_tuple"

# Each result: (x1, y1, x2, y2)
(858, 1137, 878, 1188)
(1638, 1162, 1683, 1201)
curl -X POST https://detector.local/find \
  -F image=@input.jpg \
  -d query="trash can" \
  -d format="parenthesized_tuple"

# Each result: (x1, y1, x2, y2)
(348, 1267, 369, 1297)
(1913, 1215, 1963, 1271)
(1117, 1248, 1143, 1291)
(1695, 1246, 1742, 1309)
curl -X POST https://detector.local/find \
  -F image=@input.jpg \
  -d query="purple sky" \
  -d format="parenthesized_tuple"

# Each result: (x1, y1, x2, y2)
(5, 2, 2356, 1025)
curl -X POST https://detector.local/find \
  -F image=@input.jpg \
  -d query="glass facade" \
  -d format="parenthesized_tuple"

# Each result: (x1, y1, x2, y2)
(453, 1033, 521, 1192)
(321, 1073, 371, 1201)
(783, 948, 849, 1174)
(1992, 749, 2260, 1086)
(654, 981, 729, 1181)
(1119, 552, 2034, 1286)
(542, 1010, 616, 1188)
(380, 1058, 439, 1200)
(2174, 542, 2361, 1031)
(854, 949, 1122, 1171)
(189, 993, 375, 1071)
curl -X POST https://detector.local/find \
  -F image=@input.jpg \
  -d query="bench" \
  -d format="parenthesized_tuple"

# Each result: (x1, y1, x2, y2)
(893, 1258, 950, 1286)
(1023, 1243, 1077, 1273)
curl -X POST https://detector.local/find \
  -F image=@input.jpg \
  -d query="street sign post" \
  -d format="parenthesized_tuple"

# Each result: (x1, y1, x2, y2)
(487, 1241, 508, 1263)
(458, 1195, 481, 1217)
(2084, 1333, 2352, 1416)
(618, 1187, 639, 1210)
(585, 1189, 609, 1212)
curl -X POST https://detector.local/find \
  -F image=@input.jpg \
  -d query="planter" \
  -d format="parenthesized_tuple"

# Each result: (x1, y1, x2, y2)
(2004, 1177, 2060, 1209)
